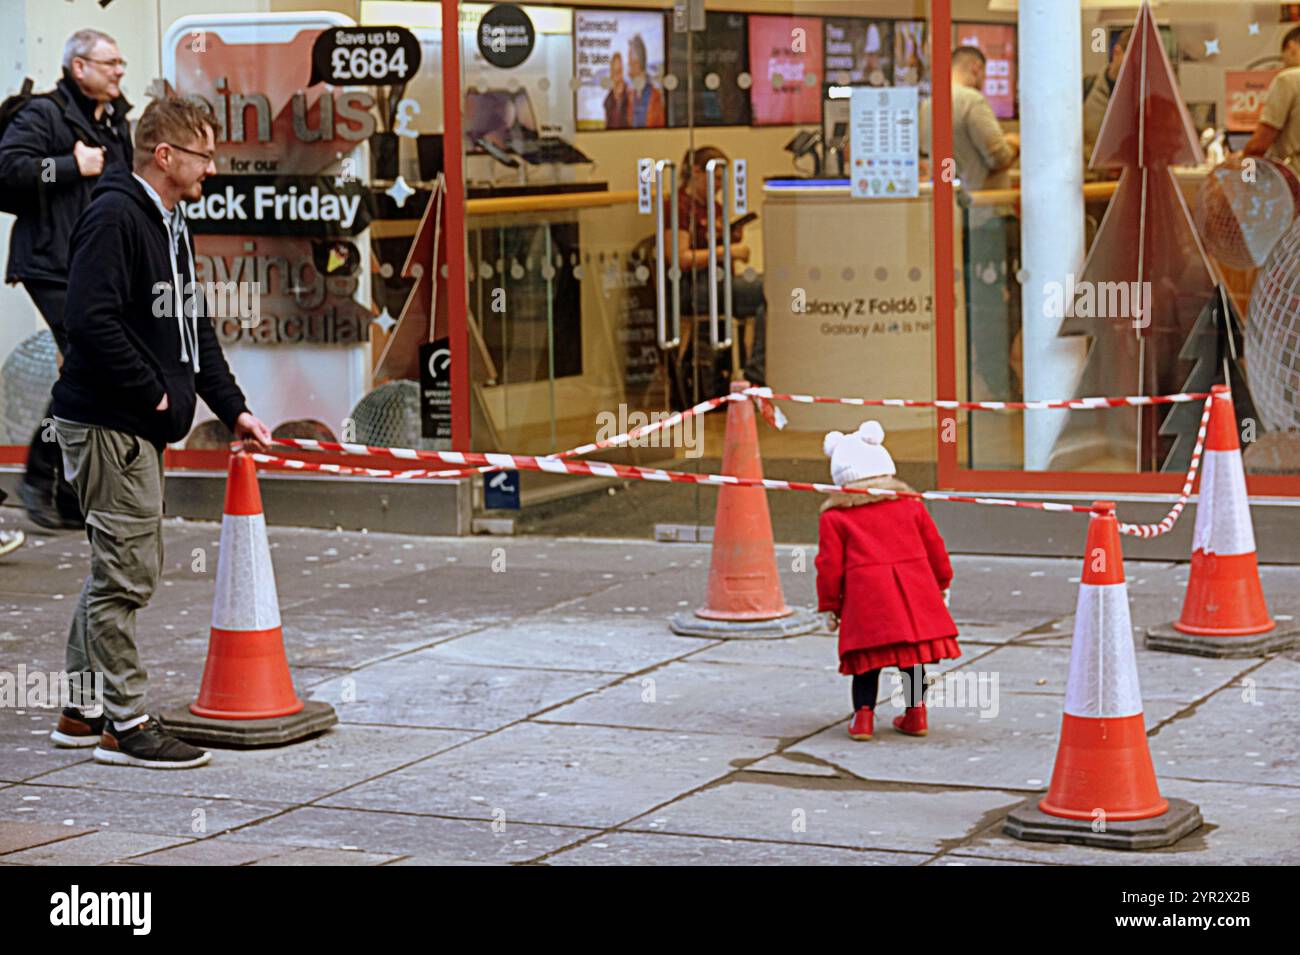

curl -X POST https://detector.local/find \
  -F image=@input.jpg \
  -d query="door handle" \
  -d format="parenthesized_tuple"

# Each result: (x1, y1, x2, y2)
(654, 159, 681, 350)
(705, 158, 733, 349)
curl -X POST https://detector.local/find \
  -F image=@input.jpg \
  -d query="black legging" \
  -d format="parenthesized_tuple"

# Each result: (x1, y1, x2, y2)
(852, 665, 926, 711)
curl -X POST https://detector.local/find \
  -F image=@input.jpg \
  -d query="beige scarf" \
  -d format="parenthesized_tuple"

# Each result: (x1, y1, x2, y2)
(821, 475, 917, 512)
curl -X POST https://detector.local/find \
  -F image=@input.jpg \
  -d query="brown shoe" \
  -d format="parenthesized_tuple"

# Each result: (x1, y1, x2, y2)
(49, 707, 107, 748)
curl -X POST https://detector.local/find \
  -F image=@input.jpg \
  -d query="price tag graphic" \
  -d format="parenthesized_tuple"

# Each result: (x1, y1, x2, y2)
(310, 26, 422, 86)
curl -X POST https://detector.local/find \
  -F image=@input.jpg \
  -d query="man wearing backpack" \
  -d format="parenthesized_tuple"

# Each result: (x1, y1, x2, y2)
(0, 29, 133, 530)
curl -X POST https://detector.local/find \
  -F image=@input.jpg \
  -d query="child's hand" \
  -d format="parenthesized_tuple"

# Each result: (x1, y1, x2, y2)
(943, 589, 950, 607)
(825, 611, 840, 632)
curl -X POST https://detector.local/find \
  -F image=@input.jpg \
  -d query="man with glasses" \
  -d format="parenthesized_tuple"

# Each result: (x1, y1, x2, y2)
(0, 29, 133, 531)
(48, 97, 272, 768)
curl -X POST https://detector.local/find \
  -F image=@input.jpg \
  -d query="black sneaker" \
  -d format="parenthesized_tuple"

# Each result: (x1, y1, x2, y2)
(49, 706, 107, 748)
(93, 719, 211, 769)
(18, 479, 81, 531)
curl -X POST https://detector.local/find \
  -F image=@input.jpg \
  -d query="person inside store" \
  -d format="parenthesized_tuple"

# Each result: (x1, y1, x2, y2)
(627, 34, 665, 128)
(662, 145, 765, 403)
(0, 28, 134, 533)
(919, 45, 1022, 401)
(1083, 27, 1131, 169)
(604, 51, 631, 129)
(1242, 25, 1300, 169)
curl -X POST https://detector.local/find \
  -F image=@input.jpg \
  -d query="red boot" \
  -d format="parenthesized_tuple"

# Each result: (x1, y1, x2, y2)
(848, 707, 874, 740)
(892, 704, 928, 737)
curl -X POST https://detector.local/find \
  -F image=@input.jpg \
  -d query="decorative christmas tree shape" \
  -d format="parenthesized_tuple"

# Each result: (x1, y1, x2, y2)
(374, 176, 446, 382)
(1049, 0, 1217, 471)
(1158, 284, 1258, 473)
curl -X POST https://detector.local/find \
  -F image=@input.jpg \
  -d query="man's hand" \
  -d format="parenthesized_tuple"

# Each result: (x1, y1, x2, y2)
(730, 242, 751, 263)
(155, 393, 169, 411)
(234, 412, 273, 452)
(74, 141, 106, 177)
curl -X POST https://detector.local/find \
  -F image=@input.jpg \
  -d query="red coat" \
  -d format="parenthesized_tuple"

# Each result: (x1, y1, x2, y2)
(815, 488, 960, 675)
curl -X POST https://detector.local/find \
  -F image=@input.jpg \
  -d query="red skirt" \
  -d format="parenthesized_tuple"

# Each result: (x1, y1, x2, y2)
(839, 636, 961, 676)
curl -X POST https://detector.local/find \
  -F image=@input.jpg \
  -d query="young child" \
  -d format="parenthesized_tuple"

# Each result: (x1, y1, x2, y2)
(816, 421, 960, 740)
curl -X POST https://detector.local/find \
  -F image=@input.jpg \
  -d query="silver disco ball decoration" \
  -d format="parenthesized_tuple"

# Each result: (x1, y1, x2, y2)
(349, 380, 445, 451)
(0, 330, 58, 443)
(1245, 218, 1300, 431)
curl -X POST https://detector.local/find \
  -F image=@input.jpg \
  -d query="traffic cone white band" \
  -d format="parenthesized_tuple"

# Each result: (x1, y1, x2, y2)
(1191, 449, 1255, 556)
(211, 512, 282, 631)
(1064, 582, 1143, 719)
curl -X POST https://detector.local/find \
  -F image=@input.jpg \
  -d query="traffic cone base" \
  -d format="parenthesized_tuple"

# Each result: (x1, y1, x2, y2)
(163, 453, 337, 747)
(671, 381, 818, 640)
(1004, 796, 1202, 851)
(1007, 504, 1201, 850)
(1147, 386, 1299, 657)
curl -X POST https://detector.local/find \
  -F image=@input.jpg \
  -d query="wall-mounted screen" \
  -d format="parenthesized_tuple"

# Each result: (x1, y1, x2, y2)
(955, 21, 1017, 120)
(825, 18, 893, 88)
(666, 11, 751, 126)
(748, 14, 825, 125)
(893, 19, 930, 98)
(574, 9, 667, 129)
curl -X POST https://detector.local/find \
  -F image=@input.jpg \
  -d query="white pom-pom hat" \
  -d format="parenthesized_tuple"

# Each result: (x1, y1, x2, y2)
(823, 420, 897, 486)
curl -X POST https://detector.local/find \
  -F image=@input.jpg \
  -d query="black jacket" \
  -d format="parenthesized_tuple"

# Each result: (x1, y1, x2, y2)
(0, 72, 133, 284)
(52, 162, 249, 448)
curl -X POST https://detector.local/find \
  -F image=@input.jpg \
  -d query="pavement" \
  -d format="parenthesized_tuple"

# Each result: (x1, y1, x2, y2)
(0, 507, 1297, 866)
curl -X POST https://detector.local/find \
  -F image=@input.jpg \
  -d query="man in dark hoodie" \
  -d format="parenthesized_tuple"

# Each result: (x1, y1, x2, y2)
(49, 96, 272, 769)
(0, 29, 134, 530)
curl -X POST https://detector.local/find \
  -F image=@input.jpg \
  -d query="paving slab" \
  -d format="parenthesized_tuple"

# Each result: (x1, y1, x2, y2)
(545, 830, 929, 865)
(222, 806, 595, 864)
(30, 724, 476, 804)
(1145, 686, 1300, 787)
(248, 846, 399, 865)
(0, 784, 283, 839)
(0, 820, 95, 855)
(541, 659, 847, 739)
(425, 615, 713, 673)
(129, 838, 288, 866)
(3, 829, 190, 865)
(279, 610, 478, 670)
(688, 634, 842, 670)
(321, 722, 773, 828)
(0, 711, 97, 782)
(621, 774, 1024, 854)
(310, 656, 620, 731)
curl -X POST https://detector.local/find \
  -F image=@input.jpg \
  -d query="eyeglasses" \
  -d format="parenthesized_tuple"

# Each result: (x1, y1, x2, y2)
(164, 143, 216, 164)
(81, 57, 127, 70)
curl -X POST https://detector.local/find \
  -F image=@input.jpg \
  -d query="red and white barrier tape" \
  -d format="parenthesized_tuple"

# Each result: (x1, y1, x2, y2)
(742, 386, 1212, 412)
(247, 391, 1217, 538)
(1116, 392, 1215, 539)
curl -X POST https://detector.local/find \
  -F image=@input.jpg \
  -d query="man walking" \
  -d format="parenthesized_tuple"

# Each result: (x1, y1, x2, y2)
(49, 97, 272, 768)
(0, 29, 134, 530)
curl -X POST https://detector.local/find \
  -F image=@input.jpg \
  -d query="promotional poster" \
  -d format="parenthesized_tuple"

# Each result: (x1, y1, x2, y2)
(165, 14, 374, 442)
(747, 14, 824, 126)
(574, 9, 667, 130)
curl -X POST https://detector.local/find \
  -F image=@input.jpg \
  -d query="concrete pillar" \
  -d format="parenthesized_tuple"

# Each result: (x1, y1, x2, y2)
(1019, 0, 1088, 470)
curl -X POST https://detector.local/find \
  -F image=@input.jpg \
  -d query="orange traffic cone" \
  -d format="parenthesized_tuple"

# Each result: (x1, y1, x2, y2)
(670, 381, 818, 638)
(163, 452, 337, 747)
(1147, 386, 1299, 657)
(1005, 503, 1201, 849)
